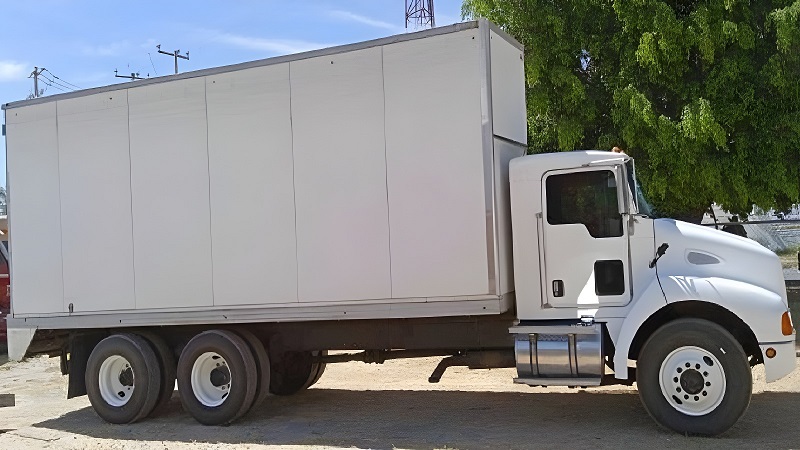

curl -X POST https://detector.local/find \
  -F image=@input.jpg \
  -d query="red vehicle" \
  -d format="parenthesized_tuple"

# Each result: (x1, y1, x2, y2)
(0, 264, 7, 350)
(0, 217, 8, 350)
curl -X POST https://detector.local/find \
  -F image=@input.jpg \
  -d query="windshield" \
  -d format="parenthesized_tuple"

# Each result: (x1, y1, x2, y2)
(625, 160, 656, 218)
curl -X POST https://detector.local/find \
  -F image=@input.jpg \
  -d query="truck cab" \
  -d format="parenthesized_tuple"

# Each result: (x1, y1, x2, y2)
(508, 150, 795, 434)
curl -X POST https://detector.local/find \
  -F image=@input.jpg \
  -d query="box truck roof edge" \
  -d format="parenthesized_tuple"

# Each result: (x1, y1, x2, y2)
(2, 20, 521, 112)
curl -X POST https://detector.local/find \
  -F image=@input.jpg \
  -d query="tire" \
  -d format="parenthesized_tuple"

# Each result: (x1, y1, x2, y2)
(269, 350, 316, 396)
(234, 329, 271, 411)
(138, 331, 177, 417)
(177, 330, 258, 425)
(302, 350, 327, 390)
(637, 318, 752, 436)
(85, 333, 162, 424)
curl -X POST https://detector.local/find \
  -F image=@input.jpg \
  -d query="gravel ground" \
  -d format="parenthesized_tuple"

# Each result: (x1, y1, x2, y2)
(2, 353, 800, 449)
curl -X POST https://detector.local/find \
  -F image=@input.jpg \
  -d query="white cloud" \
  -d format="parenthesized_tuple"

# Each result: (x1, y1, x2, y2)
(81, 40, 131, 57)
(139, 38, 158, 50)
(210, 32, 330, 55)
(0, 60, 27, 82)
(329, 10, 404, 33)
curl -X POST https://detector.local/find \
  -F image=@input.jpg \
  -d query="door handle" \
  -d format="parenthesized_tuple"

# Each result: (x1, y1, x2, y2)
(553, 280, 564, 297)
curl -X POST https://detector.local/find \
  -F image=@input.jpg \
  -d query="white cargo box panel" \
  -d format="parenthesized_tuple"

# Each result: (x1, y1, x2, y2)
(58, 92, 135, 313)
(5, 102, 63, 315)
(384, 30, 487, 298)
(205, 64, 298, 307)
(291, 45, 392, 302)
(2, 20, 526, 328)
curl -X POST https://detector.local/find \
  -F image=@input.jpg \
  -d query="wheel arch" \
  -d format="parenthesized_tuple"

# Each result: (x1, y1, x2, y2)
(628, 300, 762, 365)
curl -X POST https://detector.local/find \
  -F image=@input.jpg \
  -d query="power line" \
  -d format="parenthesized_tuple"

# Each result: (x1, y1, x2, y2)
(38, 77, 68, 93)
(28, 67, 80, 98)
(42, 69, 81, 90)
(39, 74, 75, 92)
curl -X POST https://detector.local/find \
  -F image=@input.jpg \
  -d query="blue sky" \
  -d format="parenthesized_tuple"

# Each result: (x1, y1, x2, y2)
(0, 0, 465, 187)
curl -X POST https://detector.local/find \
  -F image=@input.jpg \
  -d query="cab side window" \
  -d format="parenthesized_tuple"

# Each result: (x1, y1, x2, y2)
(546, 170, 623, 238)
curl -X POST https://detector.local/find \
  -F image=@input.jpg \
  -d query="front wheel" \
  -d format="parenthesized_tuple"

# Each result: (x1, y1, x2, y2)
(637, 318, 752, 436)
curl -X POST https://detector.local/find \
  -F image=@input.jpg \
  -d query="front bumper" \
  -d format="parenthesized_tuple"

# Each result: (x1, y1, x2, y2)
(761, 341, 797, 382)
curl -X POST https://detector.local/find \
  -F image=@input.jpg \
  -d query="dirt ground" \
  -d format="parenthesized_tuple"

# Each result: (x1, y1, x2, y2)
(2, 353, 800, 449)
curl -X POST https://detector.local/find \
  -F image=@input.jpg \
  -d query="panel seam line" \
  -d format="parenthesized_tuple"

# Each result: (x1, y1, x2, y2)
(381, 46, 393, 299)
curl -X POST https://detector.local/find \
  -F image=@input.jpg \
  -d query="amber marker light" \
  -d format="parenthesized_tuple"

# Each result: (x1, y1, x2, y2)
(765, 347, 777, 359)
(782, 311, 794, 336)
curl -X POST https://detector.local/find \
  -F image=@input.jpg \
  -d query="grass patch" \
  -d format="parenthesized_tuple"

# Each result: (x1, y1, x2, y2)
(779, 245, 800, 270)
(777, 245, 800, 256)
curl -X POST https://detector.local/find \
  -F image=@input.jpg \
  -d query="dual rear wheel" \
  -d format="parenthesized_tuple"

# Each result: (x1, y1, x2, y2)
(86, 329, 324, 425)
(177, 330, 258, 425)
(85, 333, 172, 424)
(269, 350, 327, 396)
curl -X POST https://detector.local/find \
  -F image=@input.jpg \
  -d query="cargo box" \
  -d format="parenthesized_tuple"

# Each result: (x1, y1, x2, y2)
(2, 20, 526, 328)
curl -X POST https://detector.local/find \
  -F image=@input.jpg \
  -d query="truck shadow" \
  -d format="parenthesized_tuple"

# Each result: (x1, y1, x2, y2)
(32, 389, 800, 448)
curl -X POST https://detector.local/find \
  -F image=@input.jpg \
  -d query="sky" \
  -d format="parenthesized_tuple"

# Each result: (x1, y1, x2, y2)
(0, 0, 465, 187)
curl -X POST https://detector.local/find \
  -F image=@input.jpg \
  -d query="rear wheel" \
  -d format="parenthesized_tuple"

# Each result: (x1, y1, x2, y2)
(303, 350, 327, 390)
(637, 318, 752, 435)
(85, 333, 162, 424)
(138, 331, 177, 417)
(177, 330, 258, 425)
(269, 350, 321, 396)
(234, 329, 271, 411)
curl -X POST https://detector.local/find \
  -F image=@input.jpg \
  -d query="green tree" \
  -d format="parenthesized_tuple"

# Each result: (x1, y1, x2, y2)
(463, 0, 800, 220)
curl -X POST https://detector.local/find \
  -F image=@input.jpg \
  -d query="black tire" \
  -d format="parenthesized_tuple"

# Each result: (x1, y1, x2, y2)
(177, 330, 258, 425)
(269, 350, 316, 396)
(138, 331, 177, 417)
(234, 329, 271, 411)
(85, 333, 162, 424)
(302, 350, 327, 390)
(637, 318, 752, 436)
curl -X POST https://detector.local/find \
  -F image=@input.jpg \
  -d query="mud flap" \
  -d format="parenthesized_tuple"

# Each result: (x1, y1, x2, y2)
(67, 333, 104, 399)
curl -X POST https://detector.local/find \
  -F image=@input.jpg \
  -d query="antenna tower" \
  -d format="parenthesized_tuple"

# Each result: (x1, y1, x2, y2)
(405, 0, 435, 29)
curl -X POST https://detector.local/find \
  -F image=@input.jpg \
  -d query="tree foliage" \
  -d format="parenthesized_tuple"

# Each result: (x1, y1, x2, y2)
(463, 0, 800, 220)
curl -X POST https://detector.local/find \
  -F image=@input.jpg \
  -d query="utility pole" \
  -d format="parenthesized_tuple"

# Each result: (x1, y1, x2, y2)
(114, 69, 145, 81)
(156, 45, 189, 74)
(29, 67, 46, 98)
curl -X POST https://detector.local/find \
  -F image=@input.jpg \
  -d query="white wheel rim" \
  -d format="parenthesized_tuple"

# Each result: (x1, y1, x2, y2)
(98, 355, 135, 407)
(191, 352, 231, 407)
(658, 346, 726, 416)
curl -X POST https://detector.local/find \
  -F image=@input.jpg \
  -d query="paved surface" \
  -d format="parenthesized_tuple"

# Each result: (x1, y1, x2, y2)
(786, 268, 800, 282)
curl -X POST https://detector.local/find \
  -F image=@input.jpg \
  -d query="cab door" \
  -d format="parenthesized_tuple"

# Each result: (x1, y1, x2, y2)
(541, 167, 631, 308)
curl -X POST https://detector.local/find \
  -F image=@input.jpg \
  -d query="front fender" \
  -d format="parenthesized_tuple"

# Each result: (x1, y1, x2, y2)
(612, 278, 666, 379)
(614, 275, 794, 382)
(660, 275, 790, 344)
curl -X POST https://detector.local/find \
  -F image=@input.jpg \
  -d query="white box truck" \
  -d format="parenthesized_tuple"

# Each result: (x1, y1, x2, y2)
(1, 20, 795, 435)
